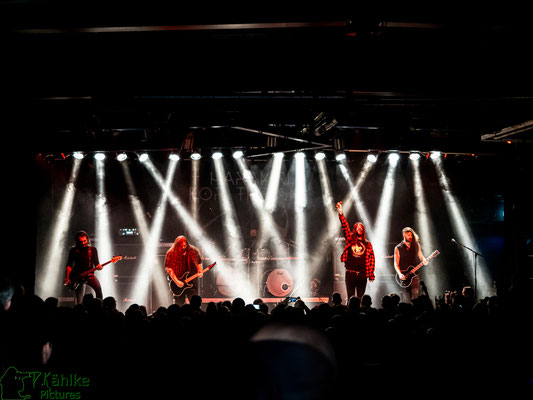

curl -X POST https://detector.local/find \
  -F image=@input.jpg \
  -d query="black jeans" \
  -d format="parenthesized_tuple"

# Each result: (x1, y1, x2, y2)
(345, 270, 367, 302)
(400, 274, 420, 302)
(75, 274, 103, 304)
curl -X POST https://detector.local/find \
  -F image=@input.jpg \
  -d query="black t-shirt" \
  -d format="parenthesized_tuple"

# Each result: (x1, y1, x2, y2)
(67, 246, 100, 274)
(395, 241, 420, 272)
(345, 241, 367, 273)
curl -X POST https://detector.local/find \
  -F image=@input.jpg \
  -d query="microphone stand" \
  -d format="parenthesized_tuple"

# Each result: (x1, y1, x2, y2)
(453, 239, 484, 297)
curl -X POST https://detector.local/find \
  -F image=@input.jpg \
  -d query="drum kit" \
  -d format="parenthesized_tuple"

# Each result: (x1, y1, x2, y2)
(215, 242, 297, 298)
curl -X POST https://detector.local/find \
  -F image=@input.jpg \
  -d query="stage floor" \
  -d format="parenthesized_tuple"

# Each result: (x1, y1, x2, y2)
(199, 297, 330, 304)
(57, 296, 332, 312)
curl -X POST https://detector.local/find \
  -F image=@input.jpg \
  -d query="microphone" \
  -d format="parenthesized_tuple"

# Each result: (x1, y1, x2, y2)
(451, 238, 462, 247)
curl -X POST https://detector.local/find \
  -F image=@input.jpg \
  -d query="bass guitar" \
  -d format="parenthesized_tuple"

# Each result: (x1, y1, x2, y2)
(395, 250, 439, 288)
(168, 262, 216, 296)
(65, 255, 122, 290)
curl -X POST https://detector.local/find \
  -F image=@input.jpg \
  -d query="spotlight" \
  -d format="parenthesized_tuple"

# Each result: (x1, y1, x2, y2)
(409, 152, 421, 161)
(388, 153, 400, 164)
(430, 151, 441, 160)
(72, 152, 85, 160)
(168, 154, 180, 161)
(191, 152, 202, 160)
(117, 153, 128, 162)
(138, 153, 149, 162)
(367, 154, 378, 163)
(212, 152, 223, 160)
(315, 152, 326, 161)
(273, 152, 284, 159)
(335, 153, 346, 161)
(94, 153, 106, 161)
(232, 150, 244, 159)
(294, 152, 305, 159)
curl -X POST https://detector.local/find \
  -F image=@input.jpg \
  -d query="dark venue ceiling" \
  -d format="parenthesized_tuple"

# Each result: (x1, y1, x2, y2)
(4, 2, 533, 157)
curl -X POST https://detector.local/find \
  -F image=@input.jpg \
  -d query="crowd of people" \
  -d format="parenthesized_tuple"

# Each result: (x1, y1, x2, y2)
(1, 277, 531, 399)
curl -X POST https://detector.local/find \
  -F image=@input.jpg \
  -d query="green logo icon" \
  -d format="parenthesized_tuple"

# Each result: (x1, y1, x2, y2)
(0, 367, 90, 400)
(0, 366, 32, 400)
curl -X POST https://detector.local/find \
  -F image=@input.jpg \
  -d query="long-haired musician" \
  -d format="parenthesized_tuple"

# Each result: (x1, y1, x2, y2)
(165, 235, 203, 305)
(394, 227, 427, 301)
(336, 201, 375, 303)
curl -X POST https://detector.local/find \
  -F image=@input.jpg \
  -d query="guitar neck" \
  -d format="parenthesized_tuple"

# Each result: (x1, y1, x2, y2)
(184, 272, 200, 283)
(184, 263, 215, 283)
(79, 259, 113, 278)
(411, 253, 437, 274)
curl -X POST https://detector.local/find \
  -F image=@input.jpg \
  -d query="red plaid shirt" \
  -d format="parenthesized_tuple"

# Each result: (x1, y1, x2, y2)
(339, 214, 375, 280)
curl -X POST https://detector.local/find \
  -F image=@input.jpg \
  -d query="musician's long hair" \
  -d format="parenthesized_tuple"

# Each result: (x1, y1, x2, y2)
(167, 235, 189, 257)
(402, 227, 419, 243)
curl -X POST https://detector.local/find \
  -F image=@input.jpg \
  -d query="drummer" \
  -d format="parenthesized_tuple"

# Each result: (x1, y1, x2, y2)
(245, 227, 259, 260)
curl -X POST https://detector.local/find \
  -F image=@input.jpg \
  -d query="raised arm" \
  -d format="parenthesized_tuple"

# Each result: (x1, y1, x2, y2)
(336, 201, 353, 240)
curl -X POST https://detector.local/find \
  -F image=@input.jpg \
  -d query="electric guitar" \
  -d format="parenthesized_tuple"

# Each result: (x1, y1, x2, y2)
(168, 262, 216, 296)
(395, 250, 439, 288)
(65, 255, 122, 290)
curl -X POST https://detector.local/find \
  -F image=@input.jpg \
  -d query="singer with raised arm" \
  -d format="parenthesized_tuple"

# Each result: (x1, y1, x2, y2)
(394, 227, 427, 302)
(165, 235, 203, 305)
(336, 201, 375, 303)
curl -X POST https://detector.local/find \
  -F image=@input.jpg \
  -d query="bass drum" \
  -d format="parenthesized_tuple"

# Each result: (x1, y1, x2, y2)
(263, 268, 294, 297)
(215, 267, 246, 297)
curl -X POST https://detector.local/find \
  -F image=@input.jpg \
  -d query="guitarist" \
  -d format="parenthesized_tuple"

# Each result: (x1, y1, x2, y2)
(394, 227, 427, 302)
(165, 235, 203, 305)
(64, 231, 103, 304)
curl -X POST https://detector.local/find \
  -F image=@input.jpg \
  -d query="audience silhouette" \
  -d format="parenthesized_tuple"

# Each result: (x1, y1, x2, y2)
(1, 278, 531, 399)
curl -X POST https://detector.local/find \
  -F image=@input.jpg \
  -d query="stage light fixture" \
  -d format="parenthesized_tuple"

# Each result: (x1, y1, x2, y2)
(367, 154, 378, 163)
(138, 153, 149, 162)
(388, 152, 400, 164)
(94, 152, 106, 161)
(273, 152, 284, 159)
(315, 152, 326, 160)
(212, 152, 223, 160)
(294, 152, 305, 159)
(335, 153, 346, 161)
(117, 153, 128, 162)
(232, 150, 244, 159)
(430, 151, 441, 160)
(409, 152, 421, 161)
(191, 152, 202, 160)
(73, 152, 85, 160)
(168, 154, 180, 161)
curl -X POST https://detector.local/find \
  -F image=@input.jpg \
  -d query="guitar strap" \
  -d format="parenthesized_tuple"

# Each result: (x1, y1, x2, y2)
(87, 246, 93, 276)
